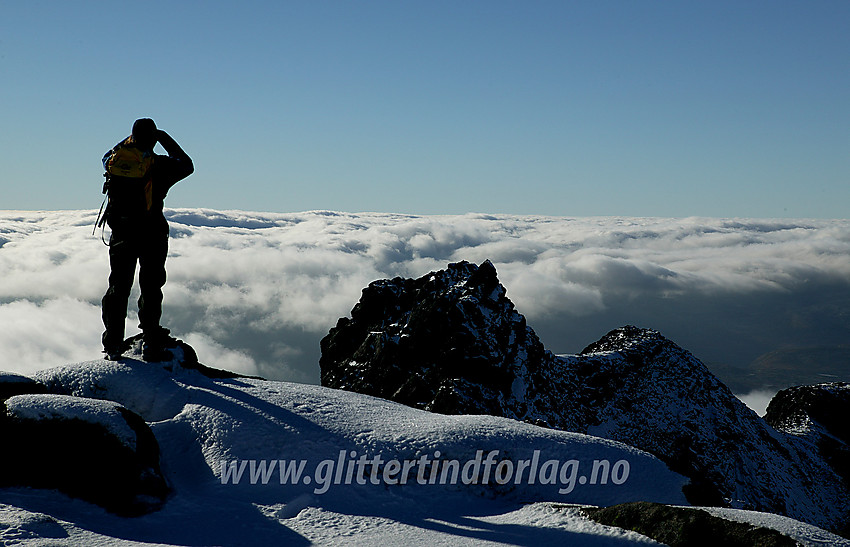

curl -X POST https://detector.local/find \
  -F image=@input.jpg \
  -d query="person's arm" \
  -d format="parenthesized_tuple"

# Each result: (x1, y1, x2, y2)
(155, 130, 194, 186)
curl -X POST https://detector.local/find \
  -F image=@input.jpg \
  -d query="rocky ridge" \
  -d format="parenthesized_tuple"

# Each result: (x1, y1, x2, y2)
(320, 260, 850, 532)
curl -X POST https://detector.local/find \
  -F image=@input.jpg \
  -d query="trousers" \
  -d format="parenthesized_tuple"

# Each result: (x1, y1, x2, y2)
(101, 218, 169, 349)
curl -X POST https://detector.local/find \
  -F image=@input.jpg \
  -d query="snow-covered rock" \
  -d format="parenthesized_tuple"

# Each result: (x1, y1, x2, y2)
(0, 371, 47, 400)
(0, 390, 167, 516)
(320, 260, 850, 532)
(765, 382, 850, 535)
(33, 356, 688, 508)
(1, 353, 845, 545)
(6, 394, 138, 450)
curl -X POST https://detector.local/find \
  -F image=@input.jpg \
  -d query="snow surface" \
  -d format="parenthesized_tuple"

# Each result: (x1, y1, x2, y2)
(704, 507, 850, 547)
(0, 356, 844, 545)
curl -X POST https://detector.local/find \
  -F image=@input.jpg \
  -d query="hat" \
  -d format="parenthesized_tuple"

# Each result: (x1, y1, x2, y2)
(131, 118, 157, 150)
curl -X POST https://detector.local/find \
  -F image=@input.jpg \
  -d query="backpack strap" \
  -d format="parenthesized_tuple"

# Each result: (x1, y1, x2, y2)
(92, 173, 111, 245)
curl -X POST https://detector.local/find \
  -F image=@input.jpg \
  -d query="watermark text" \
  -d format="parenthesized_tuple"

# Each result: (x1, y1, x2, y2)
(221, 450, 631, 495)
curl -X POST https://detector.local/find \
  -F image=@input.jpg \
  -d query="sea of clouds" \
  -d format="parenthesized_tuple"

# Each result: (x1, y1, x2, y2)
(1, 209, 849, 408)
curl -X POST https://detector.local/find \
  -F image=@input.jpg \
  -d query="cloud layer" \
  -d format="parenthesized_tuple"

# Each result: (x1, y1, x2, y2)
(1, 210, 848, 390)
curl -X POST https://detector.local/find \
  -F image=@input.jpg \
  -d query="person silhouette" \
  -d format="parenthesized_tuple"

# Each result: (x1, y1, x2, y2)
(100, 118, 194, 360)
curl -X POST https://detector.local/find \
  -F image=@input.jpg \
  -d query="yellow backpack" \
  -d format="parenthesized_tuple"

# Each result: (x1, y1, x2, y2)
(94, 138, 156, 239)
(102, 137, 155, 212)
(105, 143, 153, 178)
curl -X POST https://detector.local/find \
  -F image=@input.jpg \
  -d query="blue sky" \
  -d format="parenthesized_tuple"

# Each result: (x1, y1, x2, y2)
(2, 1, 848, 217)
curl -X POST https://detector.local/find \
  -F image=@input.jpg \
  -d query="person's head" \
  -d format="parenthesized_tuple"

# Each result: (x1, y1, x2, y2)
(131, 118, 157, 150)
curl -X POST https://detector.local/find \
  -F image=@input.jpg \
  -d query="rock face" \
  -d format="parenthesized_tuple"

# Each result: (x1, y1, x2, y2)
(321, 260, 547, 417)
(320, 260, 850, 532)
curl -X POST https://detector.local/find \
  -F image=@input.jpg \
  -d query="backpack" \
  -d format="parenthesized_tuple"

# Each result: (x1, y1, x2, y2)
(104, 142, 154, 179)
(94, 137, 156, 240)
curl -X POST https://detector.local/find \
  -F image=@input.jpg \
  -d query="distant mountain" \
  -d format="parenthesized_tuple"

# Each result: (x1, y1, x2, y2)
(321, 260, 850, 533)
(750, 346, 850, 390)
(710, 346, 850, 394)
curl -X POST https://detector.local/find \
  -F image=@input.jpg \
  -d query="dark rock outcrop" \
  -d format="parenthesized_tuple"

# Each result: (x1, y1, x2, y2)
(119, 332, 256, 379)
(765, 382, 850, 525)
(0, 372, 48, 400)
(321, 260, 549, 416)
(581, 501, 796, 547)
(320, 260, 850, 531)
(0, 392, 168, 516)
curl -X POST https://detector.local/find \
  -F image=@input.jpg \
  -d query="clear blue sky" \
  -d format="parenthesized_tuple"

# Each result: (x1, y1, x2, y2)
(2, 1, 848, 217)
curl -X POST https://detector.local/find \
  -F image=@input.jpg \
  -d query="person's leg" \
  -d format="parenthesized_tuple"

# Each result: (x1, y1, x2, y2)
(101, 236, 138, 354)
(138, 226, 169, 351)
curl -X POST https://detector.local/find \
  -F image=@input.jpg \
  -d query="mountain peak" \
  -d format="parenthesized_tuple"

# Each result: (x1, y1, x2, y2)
(321, 260, 850, 532)
(580, 324, 669, 354)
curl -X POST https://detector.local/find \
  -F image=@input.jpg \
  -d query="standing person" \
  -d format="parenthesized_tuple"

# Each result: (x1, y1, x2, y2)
(100, 118, 194, 360)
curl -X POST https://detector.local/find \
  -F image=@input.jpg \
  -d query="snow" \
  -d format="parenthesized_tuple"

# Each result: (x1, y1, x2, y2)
(0, 357, 845, 545)
(274, 503, 666, 546)
(704, 507, 850, 546)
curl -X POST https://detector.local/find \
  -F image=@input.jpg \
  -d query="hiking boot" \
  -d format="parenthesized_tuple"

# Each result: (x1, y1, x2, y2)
(142, 327, 174, 361)
(103, 338, 131, 361)
(103, 346, 125, 361)
(143, 326, 173, 345)
(102, 331, 129, 361)
(142, 344, 173, 362)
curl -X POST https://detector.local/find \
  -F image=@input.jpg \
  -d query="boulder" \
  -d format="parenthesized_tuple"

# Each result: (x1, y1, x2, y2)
(0, 393, 168, 516)
(0, 372, 48, 401)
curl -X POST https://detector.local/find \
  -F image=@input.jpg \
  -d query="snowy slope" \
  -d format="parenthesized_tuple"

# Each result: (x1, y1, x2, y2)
(0, 354, 844, 545)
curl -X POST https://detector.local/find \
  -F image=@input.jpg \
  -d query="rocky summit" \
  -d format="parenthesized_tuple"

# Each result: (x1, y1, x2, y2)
(321, 260, 850, 533)
(765, 382, 850, 492)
